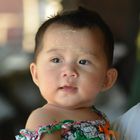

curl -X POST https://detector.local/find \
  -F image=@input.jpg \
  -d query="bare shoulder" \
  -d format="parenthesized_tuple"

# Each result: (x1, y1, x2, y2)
(25, 105, 61, 140)
(25, 105, 57, 130)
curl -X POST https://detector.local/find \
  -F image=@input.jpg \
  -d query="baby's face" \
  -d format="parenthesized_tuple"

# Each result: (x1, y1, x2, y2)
(30, 23, 113, 109)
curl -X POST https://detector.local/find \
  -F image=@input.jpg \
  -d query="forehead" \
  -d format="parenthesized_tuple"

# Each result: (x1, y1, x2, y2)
(42, 23, 105, 53)
(44, 23, 104, 40)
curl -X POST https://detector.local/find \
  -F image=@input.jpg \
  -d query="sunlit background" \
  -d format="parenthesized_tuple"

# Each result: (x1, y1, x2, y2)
(0, 0, 139, 139)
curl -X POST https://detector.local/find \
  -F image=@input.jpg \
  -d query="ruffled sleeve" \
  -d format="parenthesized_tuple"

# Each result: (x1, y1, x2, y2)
(15, 120, 74, 140)
(15, 121, 64, 140)
(15, 129, 39, 140)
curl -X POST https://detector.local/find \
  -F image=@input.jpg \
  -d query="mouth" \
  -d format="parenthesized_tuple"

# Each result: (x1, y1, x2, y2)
(59, 85, 78, 93)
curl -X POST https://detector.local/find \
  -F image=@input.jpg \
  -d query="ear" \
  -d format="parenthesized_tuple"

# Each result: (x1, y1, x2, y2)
(30, 62, 39, 87)
(101, 68, 118, 92)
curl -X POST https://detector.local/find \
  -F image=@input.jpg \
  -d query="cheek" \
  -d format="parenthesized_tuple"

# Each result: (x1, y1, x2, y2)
(38, 69, 58, 96)
(81, 73, 105, 90)
(44, 69, 58, 82)
(37, 66, 58, 86)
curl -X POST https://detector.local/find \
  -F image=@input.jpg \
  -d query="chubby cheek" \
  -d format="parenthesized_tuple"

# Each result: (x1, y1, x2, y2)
(37, 66, 58, 90)
(81, 73, 105, 95)
(37, 70, 58, 100)
(42, 69, 58, 84)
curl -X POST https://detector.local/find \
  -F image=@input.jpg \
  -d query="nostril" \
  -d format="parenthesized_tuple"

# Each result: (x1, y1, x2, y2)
(62, 72, 78, 78)
(63, 73, 72, 77)
(63, 73, 67, 77)
(71, 73, 77, 77)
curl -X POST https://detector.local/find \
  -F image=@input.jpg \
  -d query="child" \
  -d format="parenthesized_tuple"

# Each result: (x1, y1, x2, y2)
(16, 7, 118, 140)
(112, 103, 140, 140)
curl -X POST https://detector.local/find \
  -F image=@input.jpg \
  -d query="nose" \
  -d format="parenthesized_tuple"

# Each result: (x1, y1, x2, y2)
(61, 65, 78, 79)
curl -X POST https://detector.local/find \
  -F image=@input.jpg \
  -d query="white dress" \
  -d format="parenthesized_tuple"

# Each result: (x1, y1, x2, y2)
(112, 103, 140, 140)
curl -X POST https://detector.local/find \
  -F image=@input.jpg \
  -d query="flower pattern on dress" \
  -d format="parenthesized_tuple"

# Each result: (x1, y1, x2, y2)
(15, 107, 116, 140)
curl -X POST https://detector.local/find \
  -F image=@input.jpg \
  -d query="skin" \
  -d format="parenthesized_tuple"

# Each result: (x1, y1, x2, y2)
(26, 23, 118, 140)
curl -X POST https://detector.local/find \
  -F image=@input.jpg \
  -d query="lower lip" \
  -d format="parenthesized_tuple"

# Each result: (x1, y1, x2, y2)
(59, 87, 78, 93)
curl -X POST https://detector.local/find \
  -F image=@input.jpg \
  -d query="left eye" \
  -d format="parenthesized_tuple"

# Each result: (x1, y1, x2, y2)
(79, 59, 90, 65)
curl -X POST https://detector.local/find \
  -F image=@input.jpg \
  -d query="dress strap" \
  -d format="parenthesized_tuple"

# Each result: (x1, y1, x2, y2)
(92, 106, 117, 140)
(92, 106, 108, 122)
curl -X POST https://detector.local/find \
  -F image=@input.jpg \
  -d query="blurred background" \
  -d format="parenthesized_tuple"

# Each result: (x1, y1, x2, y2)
(0, 0, 139, 139)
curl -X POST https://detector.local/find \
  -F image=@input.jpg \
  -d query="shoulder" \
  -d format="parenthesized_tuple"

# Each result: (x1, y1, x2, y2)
(112, 103, 140, 140)
(114, 103, 140, 122)
(17, 105, 62, 140)
(113, 103, 140, 126)
(25, 105, 57, 130)
(119, 103, 140, 121)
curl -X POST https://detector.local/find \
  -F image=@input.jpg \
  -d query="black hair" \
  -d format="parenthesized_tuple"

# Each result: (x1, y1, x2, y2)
(34, 7, 114, 67)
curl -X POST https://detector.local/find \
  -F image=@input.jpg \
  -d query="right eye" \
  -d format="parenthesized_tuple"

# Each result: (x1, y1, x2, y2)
(51, 58, 61, 63)
(79, 59, 90, 65)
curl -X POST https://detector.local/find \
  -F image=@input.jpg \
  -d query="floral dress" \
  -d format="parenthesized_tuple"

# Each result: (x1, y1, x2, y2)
(15, 107, 116, 140)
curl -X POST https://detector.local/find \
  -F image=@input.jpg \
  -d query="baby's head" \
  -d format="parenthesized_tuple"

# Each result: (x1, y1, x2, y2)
(34, 7, 114, 67)
(30, 7, 118, 108)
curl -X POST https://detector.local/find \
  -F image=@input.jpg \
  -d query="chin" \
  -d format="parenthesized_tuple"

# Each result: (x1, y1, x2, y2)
(58, 102, 91, 110)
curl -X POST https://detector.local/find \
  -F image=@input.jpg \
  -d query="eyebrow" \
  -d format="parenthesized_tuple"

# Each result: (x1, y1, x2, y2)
(46, 48, 65, 53)
(45, 47, 97, 57)
(82, 51, 96, 56)
(78, 48, 97, 57)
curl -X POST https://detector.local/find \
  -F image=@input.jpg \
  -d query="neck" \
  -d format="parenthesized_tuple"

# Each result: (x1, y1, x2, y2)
(46, 103, 93, 112)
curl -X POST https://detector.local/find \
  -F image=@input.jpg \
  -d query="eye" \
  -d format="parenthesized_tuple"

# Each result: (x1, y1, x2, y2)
(51, 58, 61, 63)
(79, 59, 90, 65)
